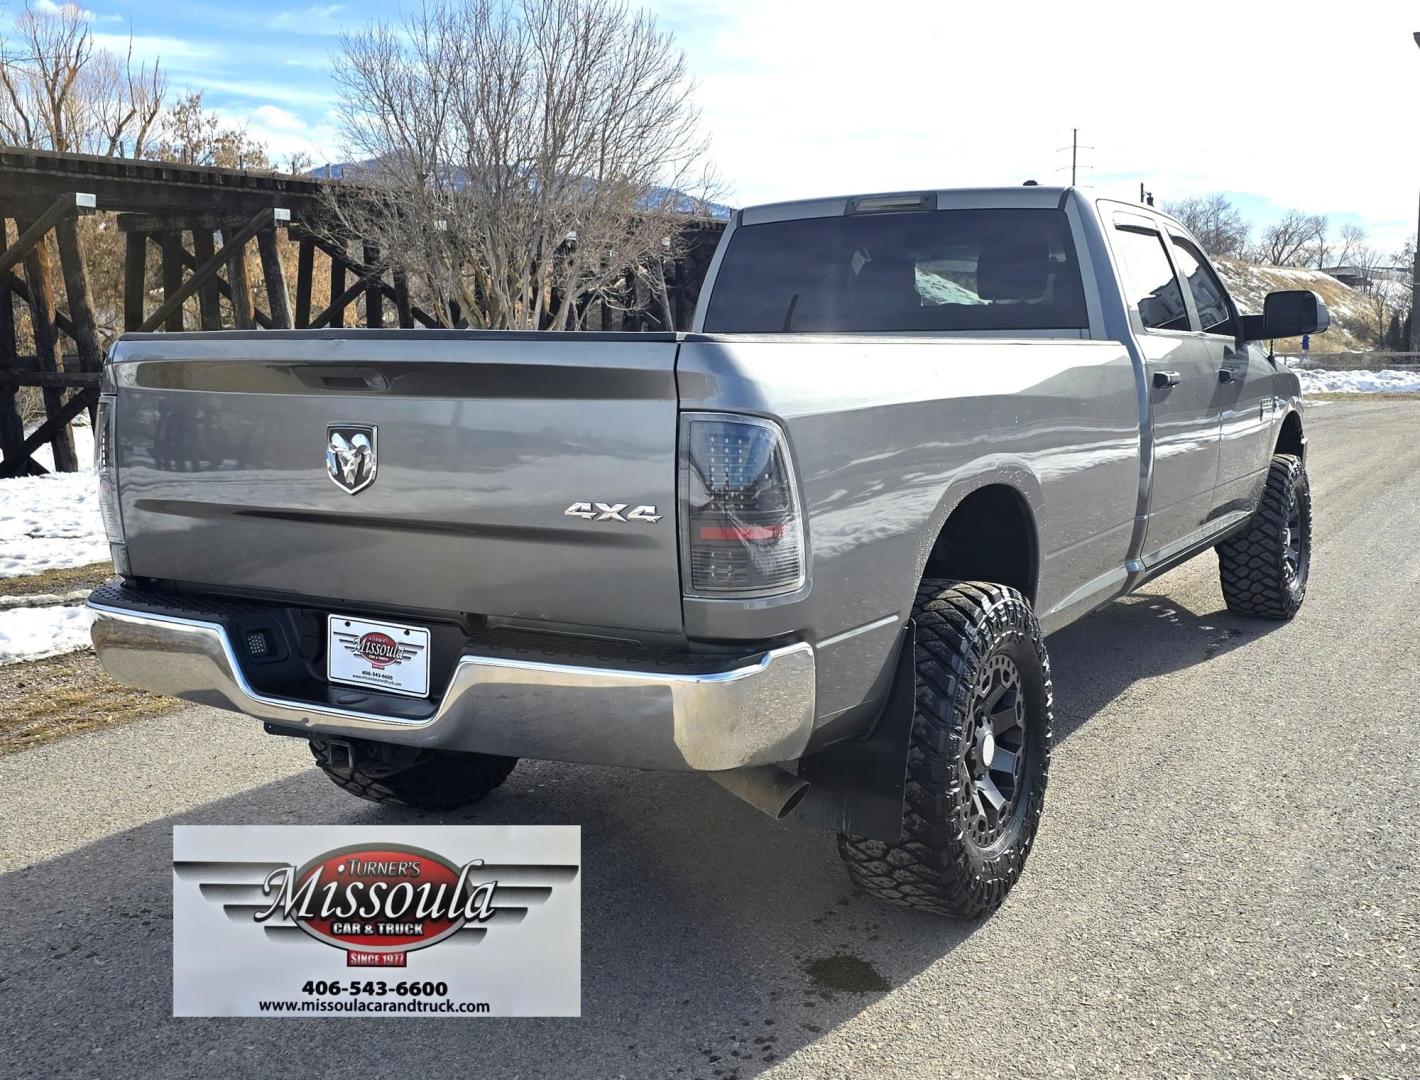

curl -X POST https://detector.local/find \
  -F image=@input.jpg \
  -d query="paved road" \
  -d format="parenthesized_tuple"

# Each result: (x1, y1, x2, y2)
(2, 400, 1417, 1080)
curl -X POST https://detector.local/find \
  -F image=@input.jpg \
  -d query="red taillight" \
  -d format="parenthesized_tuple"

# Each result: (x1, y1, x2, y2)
(679, 413, 805, 597)
(696, 523, 786, 542)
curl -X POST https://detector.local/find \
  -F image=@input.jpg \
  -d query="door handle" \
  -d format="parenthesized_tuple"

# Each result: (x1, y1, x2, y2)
(1152, 370, 1182, 389)
(1218, 369, 1236, 384)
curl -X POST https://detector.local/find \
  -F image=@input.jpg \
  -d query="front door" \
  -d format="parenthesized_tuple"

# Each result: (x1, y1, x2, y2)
(1166, 232, 1276, 522)
(1107, 219, 1223, 560)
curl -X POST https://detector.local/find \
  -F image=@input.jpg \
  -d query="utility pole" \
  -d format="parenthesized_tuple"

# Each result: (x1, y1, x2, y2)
(1411, 33, 1420, 351)
(1056, 128, 1092, 188)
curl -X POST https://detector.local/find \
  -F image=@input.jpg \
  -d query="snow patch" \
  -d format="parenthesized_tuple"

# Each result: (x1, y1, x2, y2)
(0, 469, 109, 578)
(0, 603, 94, 664)
(0, 420, 107, 579)
(30, 422, 95, 474)
(1296, 369, 1420, 395)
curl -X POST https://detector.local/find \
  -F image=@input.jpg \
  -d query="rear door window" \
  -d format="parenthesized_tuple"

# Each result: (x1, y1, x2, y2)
(1111, 226, 1189, 332)
(701, 208, 1088, 333)
(1169, 236, 1236, 335)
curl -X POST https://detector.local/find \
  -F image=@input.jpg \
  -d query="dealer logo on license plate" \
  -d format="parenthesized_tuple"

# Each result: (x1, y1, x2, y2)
(328, 616, 431, 697)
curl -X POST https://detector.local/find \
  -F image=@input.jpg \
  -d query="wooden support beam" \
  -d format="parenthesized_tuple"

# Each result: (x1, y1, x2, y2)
(124, 231, 147, 332)
(308, 263, 389, 330)
(392, 269, 413, 329)
(294, 236, 314, 328)
(190, 228, 223, 331)
(17, 215, 78, 472)
(4, 269, 79, 340)
(363, 242, 383, 328)
(297, 229, 441, 328)
(0, 370, 100, 388)
(0, 193, 91, 279)
(0, 387, 93, 479)
(328, 238, 347, 328)
(257, 227, 293, 329)
(0, 219, 25, 466)
(174, 243, 274, 329)
(54, 216, 104, 375)
(226, 233, 255, 330)
(159, 231, 185, 332)
(141, 208, 278, 333)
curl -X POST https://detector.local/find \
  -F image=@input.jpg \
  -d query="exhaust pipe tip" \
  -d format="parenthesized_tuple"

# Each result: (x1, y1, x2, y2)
(708, 764, 809, 822)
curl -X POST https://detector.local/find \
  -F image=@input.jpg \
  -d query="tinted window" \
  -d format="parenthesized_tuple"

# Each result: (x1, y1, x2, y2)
(1111, 226, 1189, 332)
(702, 209, 1087, 333)
(1170, 236, 1235, 335)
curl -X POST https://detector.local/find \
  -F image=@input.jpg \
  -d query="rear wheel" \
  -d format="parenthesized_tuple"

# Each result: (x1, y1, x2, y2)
(1216, 453, 1311, 619)
(310, 737, 517, 811)
(838, 580, 1053, 918)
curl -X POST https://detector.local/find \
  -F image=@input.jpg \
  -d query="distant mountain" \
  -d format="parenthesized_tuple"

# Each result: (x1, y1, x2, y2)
(306, 162, 733, 220)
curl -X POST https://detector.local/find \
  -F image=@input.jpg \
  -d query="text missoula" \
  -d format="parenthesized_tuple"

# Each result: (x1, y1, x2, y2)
(256, 861, 498, 924)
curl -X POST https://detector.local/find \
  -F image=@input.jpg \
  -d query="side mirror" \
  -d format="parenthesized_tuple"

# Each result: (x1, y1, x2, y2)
(1239, 289, 1330, 342)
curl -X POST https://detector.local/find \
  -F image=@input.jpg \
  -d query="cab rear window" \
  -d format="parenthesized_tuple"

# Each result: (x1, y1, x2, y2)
(702, 208, 1087, 333)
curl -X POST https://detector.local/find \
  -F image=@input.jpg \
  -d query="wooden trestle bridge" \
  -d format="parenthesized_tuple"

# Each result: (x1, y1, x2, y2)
(0, 146, 725, 478)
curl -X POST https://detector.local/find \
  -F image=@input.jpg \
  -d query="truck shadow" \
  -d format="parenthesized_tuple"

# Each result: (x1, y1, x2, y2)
(1046, 587, 1281, 743)
(3, 590, 1281, 1080)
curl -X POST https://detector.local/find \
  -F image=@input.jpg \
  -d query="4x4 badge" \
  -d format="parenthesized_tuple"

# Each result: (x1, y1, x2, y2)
(564, 501, 661, 523)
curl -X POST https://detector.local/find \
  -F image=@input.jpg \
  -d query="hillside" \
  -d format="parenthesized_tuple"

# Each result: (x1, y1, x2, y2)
(1214, 258, 1380, 353)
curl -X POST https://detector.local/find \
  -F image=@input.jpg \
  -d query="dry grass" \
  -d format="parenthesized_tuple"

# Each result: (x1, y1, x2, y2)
(0, 650, 183, 756)
(0, 562, 113, 598)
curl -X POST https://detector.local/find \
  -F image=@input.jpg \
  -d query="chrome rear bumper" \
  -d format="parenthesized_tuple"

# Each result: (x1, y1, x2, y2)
(87, 593, 816, 772)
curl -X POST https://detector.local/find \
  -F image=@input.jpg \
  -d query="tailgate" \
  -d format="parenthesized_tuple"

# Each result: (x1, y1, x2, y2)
(108, 330, 684, 634)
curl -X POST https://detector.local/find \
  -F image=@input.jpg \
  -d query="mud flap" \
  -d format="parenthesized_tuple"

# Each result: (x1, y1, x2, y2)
(792, 621, 915, 842)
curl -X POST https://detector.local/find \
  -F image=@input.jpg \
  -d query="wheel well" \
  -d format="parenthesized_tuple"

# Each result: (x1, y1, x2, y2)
(1276, 411, 1305, 459)
(923, 485, 1038, 603)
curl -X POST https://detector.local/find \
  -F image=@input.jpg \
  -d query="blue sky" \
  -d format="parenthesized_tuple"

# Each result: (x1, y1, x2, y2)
(9, 0, 1420, 256)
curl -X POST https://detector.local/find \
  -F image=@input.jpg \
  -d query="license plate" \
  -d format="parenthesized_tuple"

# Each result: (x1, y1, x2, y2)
(327, 615, 431, 698)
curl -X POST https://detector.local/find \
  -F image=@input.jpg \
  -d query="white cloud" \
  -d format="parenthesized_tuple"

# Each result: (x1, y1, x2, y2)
(651, 0, 1420, 251)
(270, 4, 348, 36)
(210, 103, 339, 165)
(90, 31, 214, 64)
(198, 76, 336, 109)
(251, 104, 305, 132)
(28, 0, 124, 23)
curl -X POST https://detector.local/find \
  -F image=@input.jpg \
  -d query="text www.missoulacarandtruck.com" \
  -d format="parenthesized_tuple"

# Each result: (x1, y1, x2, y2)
(260, 999, 492, 1014)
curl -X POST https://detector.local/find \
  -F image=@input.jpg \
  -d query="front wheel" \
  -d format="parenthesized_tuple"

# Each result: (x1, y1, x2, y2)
(838, 580, 1053, 919)
(1216, 453, 1311, 619)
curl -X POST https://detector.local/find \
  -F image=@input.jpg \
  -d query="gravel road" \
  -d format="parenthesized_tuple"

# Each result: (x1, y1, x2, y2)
(2, 399, 1416, 1079)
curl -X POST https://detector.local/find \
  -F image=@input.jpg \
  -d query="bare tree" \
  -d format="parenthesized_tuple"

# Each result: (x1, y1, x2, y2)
(326, 0, 714, 329)
(1163, 193, 1249, 257)
(153, 91, 271, 169)
(0, 1, 164, 156)
(1257, 209, 1326, 267)
(1309, 215, 1331, 268)
(1334, 222, 1366, 268)
(1349, 246, 1403, 346)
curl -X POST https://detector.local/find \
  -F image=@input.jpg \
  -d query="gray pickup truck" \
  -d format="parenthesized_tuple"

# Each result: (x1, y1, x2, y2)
(87, 186, 1326, 918)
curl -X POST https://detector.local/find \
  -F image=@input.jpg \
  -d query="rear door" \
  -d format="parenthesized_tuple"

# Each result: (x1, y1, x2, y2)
(1107, 216, 1223, 558)
(1165, 231, 1275, 520)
